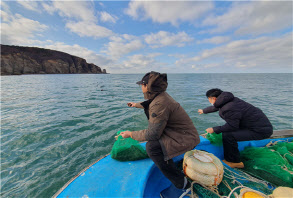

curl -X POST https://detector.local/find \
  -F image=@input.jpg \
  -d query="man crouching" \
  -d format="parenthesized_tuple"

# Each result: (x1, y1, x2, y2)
(121, 71, 200, 198)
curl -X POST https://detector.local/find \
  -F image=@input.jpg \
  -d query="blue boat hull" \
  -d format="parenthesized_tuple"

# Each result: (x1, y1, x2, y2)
(55, 136, 293, 198)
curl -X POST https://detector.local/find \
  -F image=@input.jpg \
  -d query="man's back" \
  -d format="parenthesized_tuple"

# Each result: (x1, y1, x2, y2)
(218, 92, 273, 133)
(150, 91, 200, 160)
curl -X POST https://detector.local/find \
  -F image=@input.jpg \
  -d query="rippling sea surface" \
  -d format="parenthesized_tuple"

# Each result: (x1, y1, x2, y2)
(1, 73, 292, 197)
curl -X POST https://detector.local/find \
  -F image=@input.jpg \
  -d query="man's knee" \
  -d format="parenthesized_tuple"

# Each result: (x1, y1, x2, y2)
(222, 132, 234, 140)
(146, 140, 162, 156)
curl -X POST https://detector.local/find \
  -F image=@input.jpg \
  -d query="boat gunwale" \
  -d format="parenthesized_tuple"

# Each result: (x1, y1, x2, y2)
(52, 154, 110, 198)
(53, 130, 293, 197)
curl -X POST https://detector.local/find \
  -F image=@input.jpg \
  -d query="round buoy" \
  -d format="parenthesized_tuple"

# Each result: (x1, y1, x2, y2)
(183, 150, 224, 186)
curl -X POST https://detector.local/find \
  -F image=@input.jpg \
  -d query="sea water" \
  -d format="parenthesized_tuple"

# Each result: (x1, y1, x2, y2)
(1, 73, 292, 197)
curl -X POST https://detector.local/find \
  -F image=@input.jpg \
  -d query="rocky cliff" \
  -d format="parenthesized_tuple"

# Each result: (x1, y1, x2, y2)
(1, 45, 107, 75)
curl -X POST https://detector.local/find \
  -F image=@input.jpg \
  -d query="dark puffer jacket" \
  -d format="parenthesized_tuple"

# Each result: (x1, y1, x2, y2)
(203, 92, 273, 134)
(132, 72, 200, 161)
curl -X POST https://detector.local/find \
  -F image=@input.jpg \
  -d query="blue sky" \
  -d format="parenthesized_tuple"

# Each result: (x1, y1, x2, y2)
(1, 0, 292, 73)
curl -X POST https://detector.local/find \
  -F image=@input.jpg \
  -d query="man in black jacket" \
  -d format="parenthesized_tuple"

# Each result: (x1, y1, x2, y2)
(198, 88, 273, 168)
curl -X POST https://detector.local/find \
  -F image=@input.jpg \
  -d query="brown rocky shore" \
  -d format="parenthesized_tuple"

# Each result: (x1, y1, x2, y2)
(1, 45, 107, 75)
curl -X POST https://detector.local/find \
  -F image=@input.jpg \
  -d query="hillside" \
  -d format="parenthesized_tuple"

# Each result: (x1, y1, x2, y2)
(1, 45, 107, 75)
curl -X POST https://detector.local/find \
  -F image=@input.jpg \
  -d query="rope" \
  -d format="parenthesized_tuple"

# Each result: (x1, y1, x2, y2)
(225, 186, 244, 198)
(211, 158, 221, 186)
(114, 134, 125, 140)
(222, 172, 243, 198)
(179, 188, 191, 198)
(190, 181, 200, 198)
(284, 151, 293, 157)
(223, 180, 232, 191)
(223, 166, 270, 187)
(185, 148, 280, 198)
(265, 139, 290, 147)
(201, 132, 208, 138)
(190, 181, 221, 198)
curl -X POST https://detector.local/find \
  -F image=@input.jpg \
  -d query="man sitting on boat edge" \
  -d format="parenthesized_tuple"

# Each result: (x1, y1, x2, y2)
(121, 71, 200, 198)
(198, 88, 273, 168)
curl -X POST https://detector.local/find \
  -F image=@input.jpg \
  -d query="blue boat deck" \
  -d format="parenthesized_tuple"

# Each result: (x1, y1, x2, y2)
(55, 136, 293, 198)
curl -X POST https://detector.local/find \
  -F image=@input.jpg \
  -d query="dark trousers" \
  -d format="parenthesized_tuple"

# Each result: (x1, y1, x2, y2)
(146, 140, 185, 189)
(222, 129, 272, 163)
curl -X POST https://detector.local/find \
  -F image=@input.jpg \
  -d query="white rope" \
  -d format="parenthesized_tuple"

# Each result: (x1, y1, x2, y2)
(187, 166, 273, 198)
(179, 188, 191, 198)
(225, 186, 245, 198)
(223, 166, 270, 187)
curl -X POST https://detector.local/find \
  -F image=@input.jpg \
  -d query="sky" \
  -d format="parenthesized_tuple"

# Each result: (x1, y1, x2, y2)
(1, 0, 292, 74)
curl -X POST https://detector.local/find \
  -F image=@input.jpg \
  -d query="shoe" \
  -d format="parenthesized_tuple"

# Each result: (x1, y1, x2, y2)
(222, 159, 244, 168)
(160, 184, 191, 198)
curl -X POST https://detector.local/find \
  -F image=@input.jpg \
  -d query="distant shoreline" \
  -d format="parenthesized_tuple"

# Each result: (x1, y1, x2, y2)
(1, 44, 107, 75)
(1, 73, 110, 76)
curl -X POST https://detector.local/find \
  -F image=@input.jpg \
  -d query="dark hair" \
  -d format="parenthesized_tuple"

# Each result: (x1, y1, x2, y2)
(206, 88, 223, 98)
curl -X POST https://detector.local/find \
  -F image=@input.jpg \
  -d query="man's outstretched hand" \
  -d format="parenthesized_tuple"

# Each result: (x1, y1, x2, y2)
(127, 102, 136, 107)
(206, 128, 214, 134)
(198, 109, 203, 114)
(120, 131, 132, 138)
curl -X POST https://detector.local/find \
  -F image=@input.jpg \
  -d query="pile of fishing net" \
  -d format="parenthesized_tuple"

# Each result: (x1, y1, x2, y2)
(189, 164, 274, 198)
(240, 140, 293, 188)
(181, 150, 274, 198)
(206, 132, 222, 145)
(110, 130, 149, 161)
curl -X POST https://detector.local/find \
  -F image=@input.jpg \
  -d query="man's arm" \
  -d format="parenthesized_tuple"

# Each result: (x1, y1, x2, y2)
(131, 102, 169, 141)
(213, 110, 241, 134)
(134, 103, 143, 109)
(203, 106, 219, 114)
(127, 102, 144, 109)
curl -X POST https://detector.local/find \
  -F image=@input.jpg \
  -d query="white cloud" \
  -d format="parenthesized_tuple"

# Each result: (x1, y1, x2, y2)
(40, 43, 163, 74)
(197, 36, 230, 45)
(43, 42, 115, 69)
(51, 1, 97, 22)
(41, 1, 114, 39)
(120, 53, 164, 73)
(104, 35, 145, 58)
(1, 12, 48, 45)
(125, 1, 213, 26)
(123, 54, 155, 68)
(17, 0, 40, 12)
(168, 54, 187, 59)
(41, 2, 56, 15)
(66, 21, 113, 38)
(0, 1, 9, 12)
(1, 10, 11, 22)
(145, 31, 194, 48)
(100, 11, 118, 23)
(202, 1, 292, 35)
(99, 2, 105, 8)
(180, 32, 293, 72)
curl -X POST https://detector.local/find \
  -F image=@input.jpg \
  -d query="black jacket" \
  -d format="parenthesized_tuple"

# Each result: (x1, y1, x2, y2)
(203, 92, 273, 134)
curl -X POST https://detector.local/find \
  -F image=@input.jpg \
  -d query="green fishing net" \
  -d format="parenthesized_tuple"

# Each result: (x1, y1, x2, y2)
(184, 163, 274, 198)
(175, 157, 273, 198)
(206, 132, 222, 145)
(110, 130, 149, 161)
(240, 141, 293, 188)
(183, 141, 293, 197)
